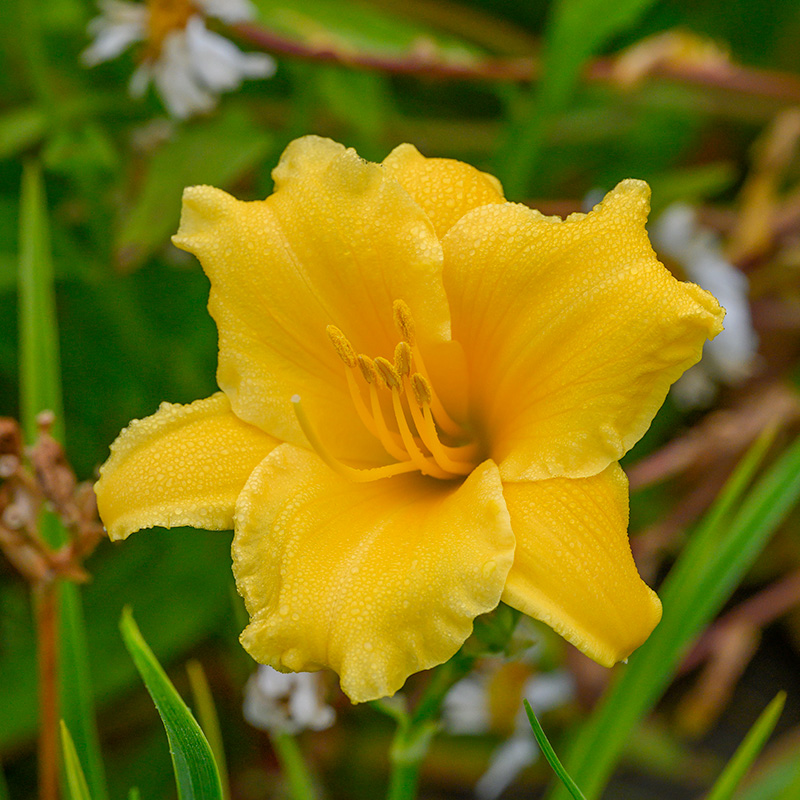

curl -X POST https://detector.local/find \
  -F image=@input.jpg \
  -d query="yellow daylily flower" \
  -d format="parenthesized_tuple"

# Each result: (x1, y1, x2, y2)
(95, 136, 725, 703)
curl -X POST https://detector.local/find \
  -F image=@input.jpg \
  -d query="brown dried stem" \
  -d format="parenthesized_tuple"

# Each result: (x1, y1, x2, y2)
(232, 21, 800, 105)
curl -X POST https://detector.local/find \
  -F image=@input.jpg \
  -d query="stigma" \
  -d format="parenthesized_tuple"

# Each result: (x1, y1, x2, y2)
(293, 301, 480, 482)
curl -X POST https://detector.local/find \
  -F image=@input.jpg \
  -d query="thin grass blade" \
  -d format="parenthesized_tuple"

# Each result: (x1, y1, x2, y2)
(120, 608, 223, 800)
(704, 692, 785, 800)
(523, 700, 586, 800)
(18, 161, 108, 800)
(187, 659, 230, 800)
(60, 721, 92, 800)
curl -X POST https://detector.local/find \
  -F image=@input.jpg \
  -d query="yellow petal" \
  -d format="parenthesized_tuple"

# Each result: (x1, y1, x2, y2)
(96, 393, 278, 541)
(501, 463, 661, 666)
(382, 143, 505, 238)
(233, 445, 514, 702)
(172, 136, 452, 465)
(443, 181, 725, 481)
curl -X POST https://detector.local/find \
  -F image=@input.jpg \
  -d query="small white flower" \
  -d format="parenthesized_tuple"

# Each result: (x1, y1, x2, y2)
(243, 665, 335, 735)
(651, 204, 758, 407)
(443, 661, 574, 800)
(82, 0, 276, 118)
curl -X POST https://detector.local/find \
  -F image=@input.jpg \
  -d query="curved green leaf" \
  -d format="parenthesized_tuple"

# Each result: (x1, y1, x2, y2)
(120, 608, 222, 800)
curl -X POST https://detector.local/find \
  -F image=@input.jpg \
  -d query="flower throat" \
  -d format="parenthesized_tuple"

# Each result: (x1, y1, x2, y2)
(292, 300, 480, 482)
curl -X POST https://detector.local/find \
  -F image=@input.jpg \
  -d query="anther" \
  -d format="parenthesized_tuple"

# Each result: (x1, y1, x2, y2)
(411, 373, 432, 408)
(357, 355, 377, 384)
(394, 342, 412, 377)
(327, 325, 357, 368)
(374, 357, 401, 390)
(393, 300, 416, 346)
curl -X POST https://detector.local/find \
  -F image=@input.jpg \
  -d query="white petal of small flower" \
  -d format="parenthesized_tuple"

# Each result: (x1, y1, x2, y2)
(153, 27, 217, 118)
(185, 16, 275, 93)
(476, 736, 539, 800)
(196, 0, 258, 24)
(243, 666, 335, 735)
(81, 0, 146, 65)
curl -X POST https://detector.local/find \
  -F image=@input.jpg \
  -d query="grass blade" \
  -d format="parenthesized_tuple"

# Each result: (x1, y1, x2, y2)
(18, 159, 63, 446)
(705, 692, 786, 800)
(187, 659, 231, 800)
(495, 0, 660, 196)
(120, 608, 223, 800)
(523, 700, 586, 800)
(18, 161, 108, 800)
(60, 721, 92, 800)
(549, 432, 800, 800)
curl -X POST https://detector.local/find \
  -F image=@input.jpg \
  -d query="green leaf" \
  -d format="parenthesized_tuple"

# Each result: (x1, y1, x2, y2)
(705, 692, 786, 800)
(549, 430, 800, 800)
(18, 159, 63, 445)
(0, 106, 47, 159)
(186, 660, 230, 800)
(251, 0, 481, 62)
(60, 721, 92, 800)
(17, 160, 109, 800)
(495, 0, 660, 196)
(120, 607, 223, 800)
(116, 107, 273, 270)
(523, 700, 586, 800)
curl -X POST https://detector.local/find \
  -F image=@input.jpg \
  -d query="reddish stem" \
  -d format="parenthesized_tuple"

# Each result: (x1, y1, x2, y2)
(34, 582, 60, 800)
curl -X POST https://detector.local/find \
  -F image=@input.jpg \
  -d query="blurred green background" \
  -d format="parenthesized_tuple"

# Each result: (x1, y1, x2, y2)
(3, 0, 800, 798)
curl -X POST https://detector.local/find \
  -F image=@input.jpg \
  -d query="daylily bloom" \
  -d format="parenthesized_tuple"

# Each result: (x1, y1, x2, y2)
(95, 136, 724, 702)
(82, 0, 275, 118)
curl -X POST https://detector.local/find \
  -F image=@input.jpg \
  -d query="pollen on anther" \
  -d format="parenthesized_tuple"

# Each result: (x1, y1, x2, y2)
(357, 355, 377, 384)
(326, 325, 357, 368)
(394, 342, 412, 376)
(393, 300, 416, 346)
(411, 373, 432, 407)
(374, 357, 401, 389)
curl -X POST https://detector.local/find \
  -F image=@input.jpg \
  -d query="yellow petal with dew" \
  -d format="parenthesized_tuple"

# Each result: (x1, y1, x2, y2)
(172, 136, 452, 465)
(501, 462, 661, 666)
(443, 180, 725, 481)
(96, 393, 278, 541)
(382, 143, 505, 238)
(233, 445, 515, 702)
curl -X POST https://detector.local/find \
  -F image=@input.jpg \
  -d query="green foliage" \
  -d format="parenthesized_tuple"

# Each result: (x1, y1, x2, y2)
(523, 700, 586, 800)
(60, 721, 92, 800)
(549, 431, 800, 800)
(705, 693, 786, 800)
(120, 608, 223, 800)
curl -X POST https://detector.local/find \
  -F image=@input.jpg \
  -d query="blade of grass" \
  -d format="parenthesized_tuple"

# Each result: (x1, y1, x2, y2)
(549, 431, 800, 800)
(18, 161, 108, 800)
(523, 700, 586, 800)
(705, 692, 786, 800)
(60, 721, 92, 800)
(187, 660, 231, 800)
(120, 608, 223, 800)
(494, 0, 660, 196)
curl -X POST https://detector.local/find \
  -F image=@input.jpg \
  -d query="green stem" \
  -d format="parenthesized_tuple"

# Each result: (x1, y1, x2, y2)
(269, 730, 317, 800)
(385, 654, 476, 800)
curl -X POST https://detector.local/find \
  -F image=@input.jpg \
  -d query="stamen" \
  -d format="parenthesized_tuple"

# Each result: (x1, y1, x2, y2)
(393, 299, 416, 346)
(374, 357, 401, 390)
(292, 395, 419, 483)
(406, 375, 476, 475)
(357, 355, 377, 384)
(411, 372, 432, 408)
(344, 369, 379, 437)
(389, 390, 451, 479)
(327, 325, 357, 368)
(394, 342, 412, 377)
(366, 379, 411, 461)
